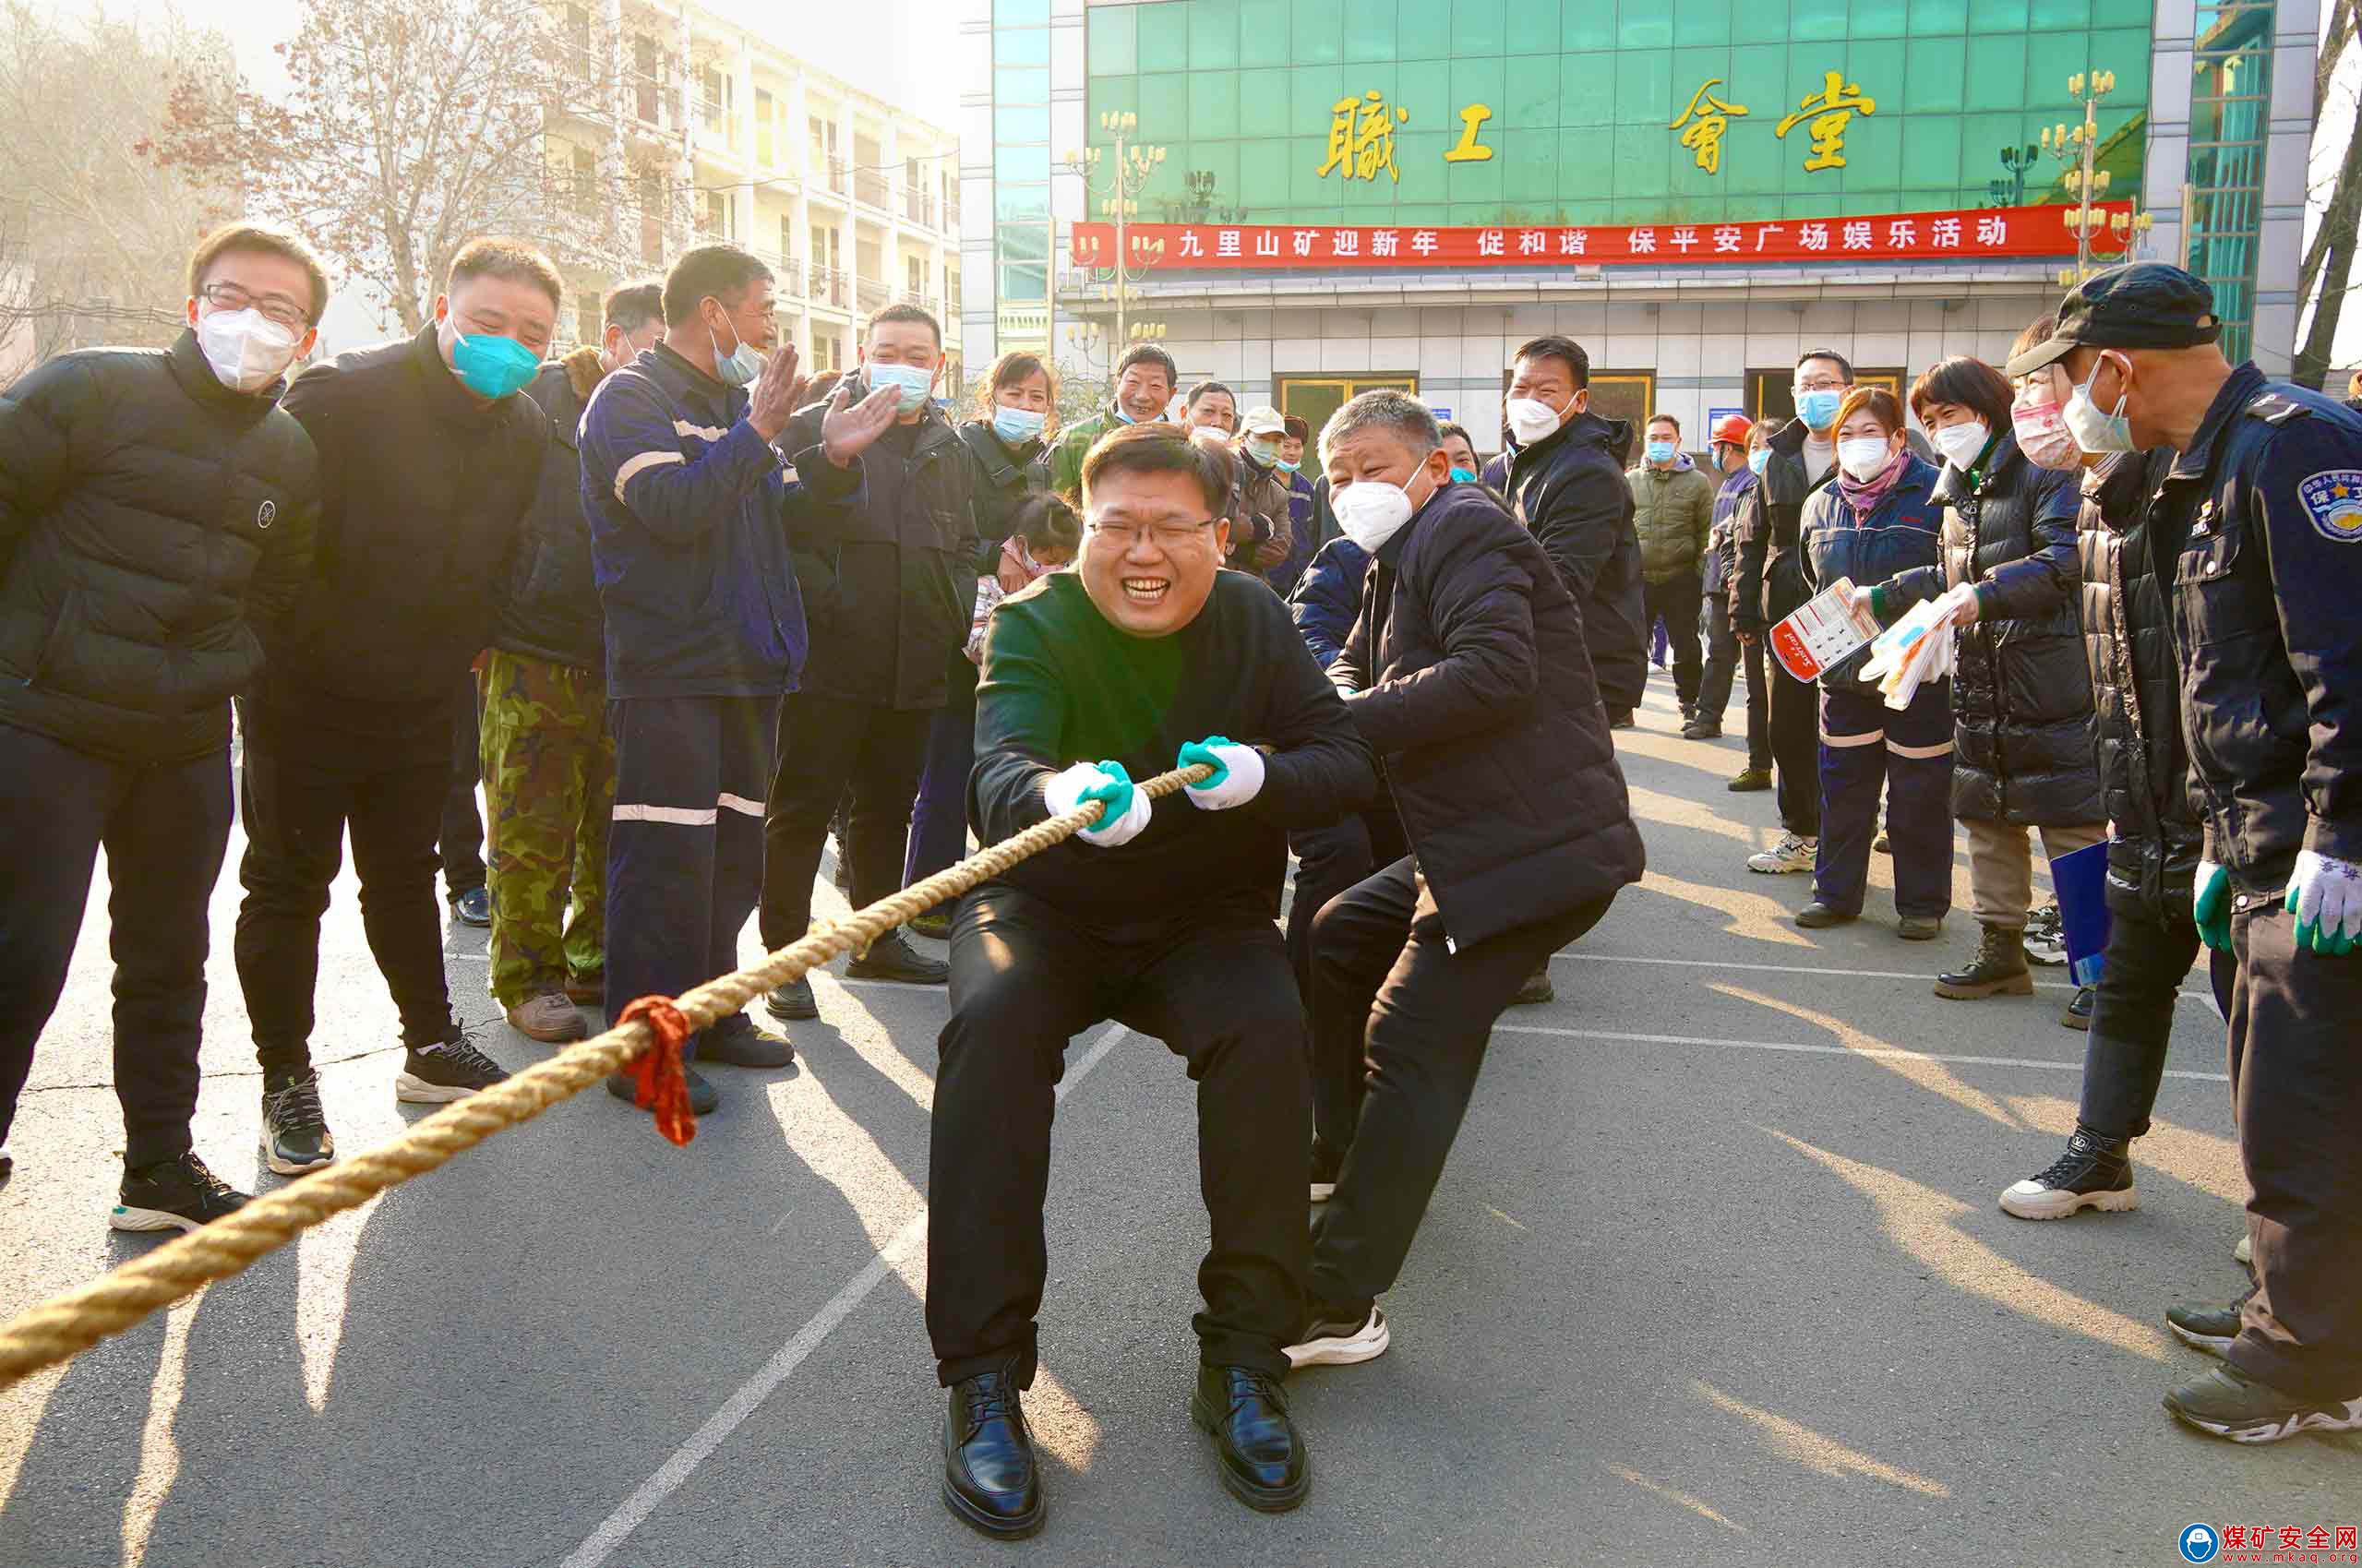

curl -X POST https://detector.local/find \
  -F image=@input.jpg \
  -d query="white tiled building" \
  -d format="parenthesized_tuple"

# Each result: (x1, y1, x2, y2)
(546, 0, 963, 383)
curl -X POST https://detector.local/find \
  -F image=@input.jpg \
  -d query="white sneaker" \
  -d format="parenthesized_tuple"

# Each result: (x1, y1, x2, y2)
(2235, 1230, 2252, 1266)
(1747, 833, 1816, 874)
(1285, 1306, 1390, 1369)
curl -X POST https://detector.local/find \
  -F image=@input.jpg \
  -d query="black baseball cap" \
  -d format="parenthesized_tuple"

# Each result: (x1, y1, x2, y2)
(2004, 263, 2221, 378)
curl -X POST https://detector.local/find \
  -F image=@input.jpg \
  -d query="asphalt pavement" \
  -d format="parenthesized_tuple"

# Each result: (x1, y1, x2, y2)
(2, 667, 2356, 1568)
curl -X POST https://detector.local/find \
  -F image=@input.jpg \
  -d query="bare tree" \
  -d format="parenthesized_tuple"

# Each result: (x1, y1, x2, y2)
(145, 0, 701, 334)
(2296, 0, 2360, 388)
(0, 3, 234, 366)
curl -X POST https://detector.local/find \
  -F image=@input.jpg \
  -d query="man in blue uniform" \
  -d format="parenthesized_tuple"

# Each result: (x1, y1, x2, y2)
(2010, 263, 2362, 1442)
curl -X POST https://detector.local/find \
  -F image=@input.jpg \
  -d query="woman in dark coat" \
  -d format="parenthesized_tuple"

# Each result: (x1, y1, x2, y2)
(1796, 388, 1950, 939)
(903, 351, 1055, 928)
(1861, 356, 2102, 1023)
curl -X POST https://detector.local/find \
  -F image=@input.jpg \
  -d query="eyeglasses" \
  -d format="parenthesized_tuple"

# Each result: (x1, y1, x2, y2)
(199, 281, 310, 332)
(1086, 519, 1218, 551)
(1793, 376, 1850, 393)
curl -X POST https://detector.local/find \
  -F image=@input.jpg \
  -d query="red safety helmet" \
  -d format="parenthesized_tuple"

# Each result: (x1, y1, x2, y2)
(1710, 413, 1754, 447)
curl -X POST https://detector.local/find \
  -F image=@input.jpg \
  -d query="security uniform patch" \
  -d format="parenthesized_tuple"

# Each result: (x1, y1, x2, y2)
(2298, 471, 2362, 544)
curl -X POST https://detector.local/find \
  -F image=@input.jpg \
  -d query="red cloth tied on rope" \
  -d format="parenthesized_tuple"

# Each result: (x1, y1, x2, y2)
(615, 996, 698, 1146)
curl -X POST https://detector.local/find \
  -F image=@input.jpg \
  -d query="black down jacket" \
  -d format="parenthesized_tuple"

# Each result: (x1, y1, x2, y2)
(1731, 417, 1824, 634)
(2077, 448, 2199, 919)
(956, 417, 1049, 570)
(1501, 410, 1647, 712)
(1884, 436, 2101, 826)
(1332, 479, 1645, 948)
(0, 329, 318, 764)
(782, 390, 976, 711)
(495, 348, 607, 672)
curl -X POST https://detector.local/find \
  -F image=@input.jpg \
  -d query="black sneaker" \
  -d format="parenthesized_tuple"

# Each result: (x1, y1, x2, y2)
(111, 1151, 248, 1233)
(1998, 1128, 2136, 1219)
(396, 1030, 510, 1103)
(2061, 984, 2096, 1030)
(2164, 1363, 2362, 1443)
(1285, 1303, 1390, 1369)
(765, 975, 819, 1021)
(846, 929, 950, 984)
(260, 1072, 336, 1174)
(2166, 1283, 2258, 1358)
(699, 1014, 795, 1069)
(606, 1067, 719, 1116)
(449, 886, 492, 928)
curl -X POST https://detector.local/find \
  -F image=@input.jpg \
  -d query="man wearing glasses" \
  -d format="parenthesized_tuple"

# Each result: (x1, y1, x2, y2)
(926, 423, 1374, 1538)
(0, 223, 324, 1227)
(1734, 350, 1855, 876)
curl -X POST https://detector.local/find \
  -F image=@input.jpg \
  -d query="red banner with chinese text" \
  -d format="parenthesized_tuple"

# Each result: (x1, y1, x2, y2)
(1069, 203, 2133, 270)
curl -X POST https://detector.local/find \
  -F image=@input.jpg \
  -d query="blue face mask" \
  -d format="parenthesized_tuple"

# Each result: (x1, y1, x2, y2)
(708, 307, 763, 389)
(446, 319, 539, 400)
(991, 404, 1046, 446)
(1795, 389, 1844, 430)
(1645, 440, 1676, 465)
(867, 361, 934, 414)
(1449, 466, 1477, 484)
(1277, 459, 1301, 473)
(1746, 448, 1770, 475)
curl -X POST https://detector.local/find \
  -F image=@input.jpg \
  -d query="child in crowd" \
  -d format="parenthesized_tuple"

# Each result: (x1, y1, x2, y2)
(968, 493, 1083, 662)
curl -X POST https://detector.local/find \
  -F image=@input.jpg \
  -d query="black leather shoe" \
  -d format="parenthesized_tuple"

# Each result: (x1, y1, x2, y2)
(941, 1369, 1042, 1538)
(1191, 1364, 1310, 1513)
(847, 929, 950, 984)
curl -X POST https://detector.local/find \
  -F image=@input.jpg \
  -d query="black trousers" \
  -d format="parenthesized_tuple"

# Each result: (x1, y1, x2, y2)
(439, 671, 485, 897)
(1700, 603, 1774, 771)
(235, 740, 454, 1077)
(1286, 796, 1409, 1033)
(1767, 653, 1821, 837)
(758, 692, 933, 950)
(2077, 881, 2202, 1142)
(0, 724, 231, 1167)
(928, 885, 1309, 1385)
(1642, 571, 1703, 710)
(1308, 856, 1615, 1307)
(2224, 902, 2362, 1399)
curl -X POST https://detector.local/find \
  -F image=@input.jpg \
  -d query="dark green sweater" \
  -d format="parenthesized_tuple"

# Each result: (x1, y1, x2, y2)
(970, 569, 1376, 931)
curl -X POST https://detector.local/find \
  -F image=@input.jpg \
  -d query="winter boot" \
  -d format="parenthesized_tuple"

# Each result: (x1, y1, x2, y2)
(1934, 921, 2036, 999)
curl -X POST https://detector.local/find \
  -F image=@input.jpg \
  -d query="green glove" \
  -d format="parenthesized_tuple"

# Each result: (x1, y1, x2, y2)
(2192, 858, 2232, 953)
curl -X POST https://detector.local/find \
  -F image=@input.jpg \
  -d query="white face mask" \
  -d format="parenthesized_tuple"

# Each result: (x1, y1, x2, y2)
(198, 306, 301, 392)
(1505, 396, 1565, 447)
(1931, 420, 1988, 472)
(1333, 469, 1430, 553)
(1836, 437, 1893, 482)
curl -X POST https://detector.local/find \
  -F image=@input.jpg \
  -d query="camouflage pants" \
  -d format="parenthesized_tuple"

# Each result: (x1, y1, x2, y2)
(480, 650, 613, 1007)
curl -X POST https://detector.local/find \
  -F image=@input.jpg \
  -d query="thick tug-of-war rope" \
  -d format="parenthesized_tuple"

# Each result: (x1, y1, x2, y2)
(0, 760, 1215, 1393)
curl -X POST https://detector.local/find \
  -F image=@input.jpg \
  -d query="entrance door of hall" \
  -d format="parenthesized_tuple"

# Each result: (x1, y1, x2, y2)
(1277, 374, 1419, 443)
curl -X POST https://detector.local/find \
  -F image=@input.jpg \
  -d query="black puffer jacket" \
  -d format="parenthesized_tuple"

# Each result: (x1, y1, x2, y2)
(783, 391, 975, 711)
(1333, 480, 1645, 948)
(956, 417, 1048, 571)
(1883, 436, 2102, 826)
(2078, 448, 2198, 917)
(0, 329, 318, 763)
(252, 324, 545, 763)
(495, 348, 605, 672)
(1731, 419, 1825, 634)
(1502, 410, 1647, 712)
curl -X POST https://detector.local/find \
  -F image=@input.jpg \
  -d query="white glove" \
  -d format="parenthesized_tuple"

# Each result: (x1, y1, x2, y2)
(2285, 848, 2362, 955)
(1936, 581, 1982, 625)
(1178, 736, 1265, 810)
(1042, 760, 1151, 847)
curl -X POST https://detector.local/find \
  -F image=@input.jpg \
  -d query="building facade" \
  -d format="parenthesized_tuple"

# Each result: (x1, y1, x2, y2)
(961, 0, 2314, 449)
(546, 0, 963, 381)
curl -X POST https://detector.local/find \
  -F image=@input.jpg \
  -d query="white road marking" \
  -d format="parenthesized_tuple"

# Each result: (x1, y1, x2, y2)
(1493, 1022, 2231, 1082)
(1550, 949, 2212, 1002)
(558, 1022, 1130, 1568)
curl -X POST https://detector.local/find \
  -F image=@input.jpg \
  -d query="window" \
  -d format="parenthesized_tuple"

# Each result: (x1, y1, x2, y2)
(577, 298, 599, 349)
(570, 145, 597, 216)
(779, 215, 794, 259)
(631, 36, 661, 124)
(755, 89, 775, 166)
(1276, 374, 1419, 440)
(2186, 1, 2272, 361)
(703, 190, 733, 241)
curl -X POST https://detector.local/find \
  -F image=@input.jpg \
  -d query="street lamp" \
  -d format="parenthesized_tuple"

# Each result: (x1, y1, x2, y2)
(2042, 70, 2152, 288)
(1061, 111, 1167, 353)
